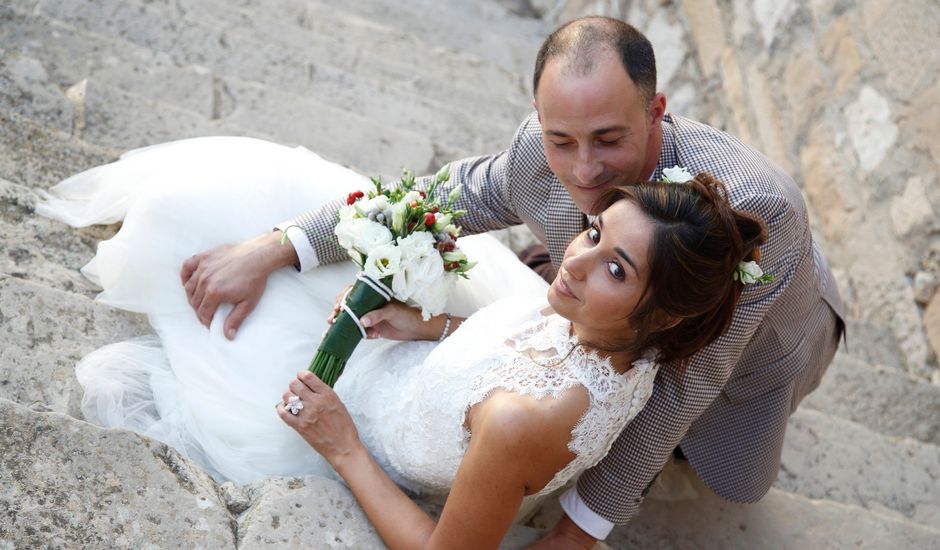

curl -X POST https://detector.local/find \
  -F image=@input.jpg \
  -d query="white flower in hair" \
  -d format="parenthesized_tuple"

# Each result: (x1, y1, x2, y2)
(661, 165, 694, 183)
(734, 260, 773, 285)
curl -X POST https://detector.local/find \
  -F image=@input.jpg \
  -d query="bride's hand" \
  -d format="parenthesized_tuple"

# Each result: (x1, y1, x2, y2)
(359, 302, 441, 341)
(278, 371, 364, 468)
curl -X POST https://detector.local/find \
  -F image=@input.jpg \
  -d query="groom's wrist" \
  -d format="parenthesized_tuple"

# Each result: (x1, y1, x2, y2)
(261, 231, 299, 271)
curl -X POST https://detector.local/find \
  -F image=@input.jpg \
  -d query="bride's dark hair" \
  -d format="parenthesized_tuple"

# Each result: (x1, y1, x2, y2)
(593, 173, 767, 369)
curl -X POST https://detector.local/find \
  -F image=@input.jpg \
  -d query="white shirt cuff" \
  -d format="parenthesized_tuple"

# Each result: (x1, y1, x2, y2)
(275, 222, 319, 272)
(560, 486, 615, 541)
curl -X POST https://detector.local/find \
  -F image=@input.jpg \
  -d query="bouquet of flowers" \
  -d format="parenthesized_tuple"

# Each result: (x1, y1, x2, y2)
(309, 165, 475, 386)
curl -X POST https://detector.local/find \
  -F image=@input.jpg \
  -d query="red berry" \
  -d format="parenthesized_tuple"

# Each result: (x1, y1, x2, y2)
(430, 206, 439, 213)
(419, 191, 426, 199)
(410, 201, 418, 208)
(354, 190, 364, 198)
(424, 213, 436, 228)
(346, 193, 356, 205)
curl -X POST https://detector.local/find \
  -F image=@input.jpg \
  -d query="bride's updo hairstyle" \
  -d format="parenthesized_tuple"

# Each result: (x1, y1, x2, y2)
(594, 173, 767, 369)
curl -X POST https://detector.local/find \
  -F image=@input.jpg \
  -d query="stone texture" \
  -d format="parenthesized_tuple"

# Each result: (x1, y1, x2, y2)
(844, 86, 897, 173)
(679, 0, 725, 77)
(803, 352, 940, 445)
(779, 408, 940, 526)
(923, 291, 940, 362)
(0, 108, 117, 190)
(0, 398, 234, 548)
(890, 176, 936, 237)
(0, 179, 113, 296)
(605, 461, 940, 549)
(753, 0, 796, 47)
(238, 475, 543, 549)
(644, 10, 686, 87)
(861, 0, 940, 97)
(0, 276, 150, 418)
(913, 271, 938, 306)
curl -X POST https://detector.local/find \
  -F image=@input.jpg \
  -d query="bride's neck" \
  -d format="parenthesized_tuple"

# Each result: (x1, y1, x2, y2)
(568, 320, 640, 374)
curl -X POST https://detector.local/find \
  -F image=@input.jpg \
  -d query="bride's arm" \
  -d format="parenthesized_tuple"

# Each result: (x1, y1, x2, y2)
(280, 373, 583, 550)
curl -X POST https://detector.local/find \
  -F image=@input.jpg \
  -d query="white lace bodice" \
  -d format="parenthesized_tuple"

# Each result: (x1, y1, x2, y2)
(339, 295, 659, 500)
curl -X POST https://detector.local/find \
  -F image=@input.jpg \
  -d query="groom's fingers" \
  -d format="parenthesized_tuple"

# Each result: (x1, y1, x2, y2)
(224, 299, 256, 340)
(180, 254, 199, 286)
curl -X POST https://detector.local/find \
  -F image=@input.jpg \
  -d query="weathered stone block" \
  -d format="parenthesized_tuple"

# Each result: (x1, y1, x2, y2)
(0, 398, 234, 548)
(802, 352, 940, 445)
(845, 86, 897, 173)
(779, 408, 940, 526)
(0, 276, 149, 417)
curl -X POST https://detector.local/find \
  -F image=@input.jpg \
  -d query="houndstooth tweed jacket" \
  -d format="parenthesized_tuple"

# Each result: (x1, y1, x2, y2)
(292, 112, 845, 525)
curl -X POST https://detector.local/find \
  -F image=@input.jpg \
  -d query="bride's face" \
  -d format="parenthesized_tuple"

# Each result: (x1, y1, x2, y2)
(548, 200, 653, 348)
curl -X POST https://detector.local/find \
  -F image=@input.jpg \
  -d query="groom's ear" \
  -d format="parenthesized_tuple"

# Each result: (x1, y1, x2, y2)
(532, 98, 541, 122)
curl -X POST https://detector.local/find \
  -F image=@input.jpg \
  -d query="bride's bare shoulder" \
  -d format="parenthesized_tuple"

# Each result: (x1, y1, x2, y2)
(467, 387, 589, 494)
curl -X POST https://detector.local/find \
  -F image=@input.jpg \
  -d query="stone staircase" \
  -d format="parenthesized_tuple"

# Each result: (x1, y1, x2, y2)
(0, 1, 937, 548)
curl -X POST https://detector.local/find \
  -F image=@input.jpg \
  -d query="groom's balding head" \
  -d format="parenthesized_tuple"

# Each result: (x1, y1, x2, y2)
(533, 17, 658, 104)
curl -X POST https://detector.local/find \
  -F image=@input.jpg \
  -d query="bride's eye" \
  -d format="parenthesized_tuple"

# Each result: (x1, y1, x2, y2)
(587, 226, 600, 244)
(608, 261, 625, 280)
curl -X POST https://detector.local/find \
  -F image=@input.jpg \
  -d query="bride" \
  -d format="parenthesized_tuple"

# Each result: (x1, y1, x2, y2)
(38, 137, 766, 549)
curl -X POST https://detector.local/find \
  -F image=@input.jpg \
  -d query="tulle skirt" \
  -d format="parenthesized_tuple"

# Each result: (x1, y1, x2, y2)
(38, 137, 548, 484)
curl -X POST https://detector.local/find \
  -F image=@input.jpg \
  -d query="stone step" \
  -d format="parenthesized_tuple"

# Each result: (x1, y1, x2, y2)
(237, 475, 544, 549)
(0, 275, 150, 418)
(803, 350, 940, 446)
(604, 466, 940, 549)
(0, 178, 108, 298)
(779, 407, 940, 527)
(32, 0, 532, 111)
(0, 108, 117, 190)
(0, 65, 436, 176)
(0, 397, 236, 548)
(1, 6, 528, 163)
(308, 0, 549, 77)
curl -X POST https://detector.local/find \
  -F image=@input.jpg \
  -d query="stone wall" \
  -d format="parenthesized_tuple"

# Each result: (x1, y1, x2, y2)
(540, 0, 940, 382)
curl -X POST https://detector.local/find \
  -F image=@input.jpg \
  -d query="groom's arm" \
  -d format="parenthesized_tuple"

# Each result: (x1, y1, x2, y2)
(182, 115, 536, 338)
(288, 148, 526, 272)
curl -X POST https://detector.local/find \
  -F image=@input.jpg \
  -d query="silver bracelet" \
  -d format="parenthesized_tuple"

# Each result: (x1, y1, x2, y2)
(438, 314, 452, 342)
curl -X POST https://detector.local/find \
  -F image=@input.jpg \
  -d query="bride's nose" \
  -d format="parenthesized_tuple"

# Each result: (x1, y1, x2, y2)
(562, 247, 590, 281)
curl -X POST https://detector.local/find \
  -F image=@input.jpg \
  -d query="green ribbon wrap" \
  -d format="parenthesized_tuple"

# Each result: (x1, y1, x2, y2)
(308, 274, 393, 387)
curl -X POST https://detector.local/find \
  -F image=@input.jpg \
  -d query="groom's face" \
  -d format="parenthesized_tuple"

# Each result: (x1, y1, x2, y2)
(534, 52, 664, 214)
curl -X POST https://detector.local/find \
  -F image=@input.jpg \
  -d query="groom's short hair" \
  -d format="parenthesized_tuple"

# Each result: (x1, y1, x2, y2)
(533, 16, 657, 104)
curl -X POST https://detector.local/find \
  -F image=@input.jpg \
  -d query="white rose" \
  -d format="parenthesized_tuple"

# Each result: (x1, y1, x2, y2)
(392, 232, 442, 301)
(363, 243, 401, 281)
(737, 260, 763, 284)
(334, 217, 369, 250)
(410, 274, 453, 320)
(361, 194, 390, 213)
(337, 204, 358, 222)
(662, 165, 694, 183)
(352, 221, 394, 256)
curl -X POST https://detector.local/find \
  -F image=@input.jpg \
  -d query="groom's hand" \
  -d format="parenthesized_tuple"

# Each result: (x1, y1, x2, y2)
(524, 514, 598, 550)
(181, 231, 298, 339)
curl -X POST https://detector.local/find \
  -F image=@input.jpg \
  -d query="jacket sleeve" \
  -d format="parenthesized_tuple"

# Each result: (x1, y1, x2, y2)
(288, 117, 538, 269)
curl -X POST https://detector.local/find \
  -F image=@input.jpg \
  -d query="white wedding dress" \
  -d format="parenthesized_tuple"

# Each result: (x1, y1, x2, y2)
(39, 137, 658, 510)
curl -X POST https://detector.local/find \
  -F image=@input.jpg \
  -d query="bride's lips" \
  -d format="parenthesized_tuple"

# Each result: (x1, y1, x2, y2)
(553, 273, 578, 301)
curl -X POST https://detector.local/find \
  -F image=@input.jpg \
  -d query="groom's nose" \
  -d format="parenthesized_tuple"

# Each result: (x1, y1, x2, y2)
(572, 151, 603, 186)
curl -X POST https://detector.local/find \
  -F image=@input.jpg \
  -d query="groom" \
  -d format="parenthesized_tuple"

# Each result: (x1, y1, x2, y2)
(181, 17, 844, 547)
